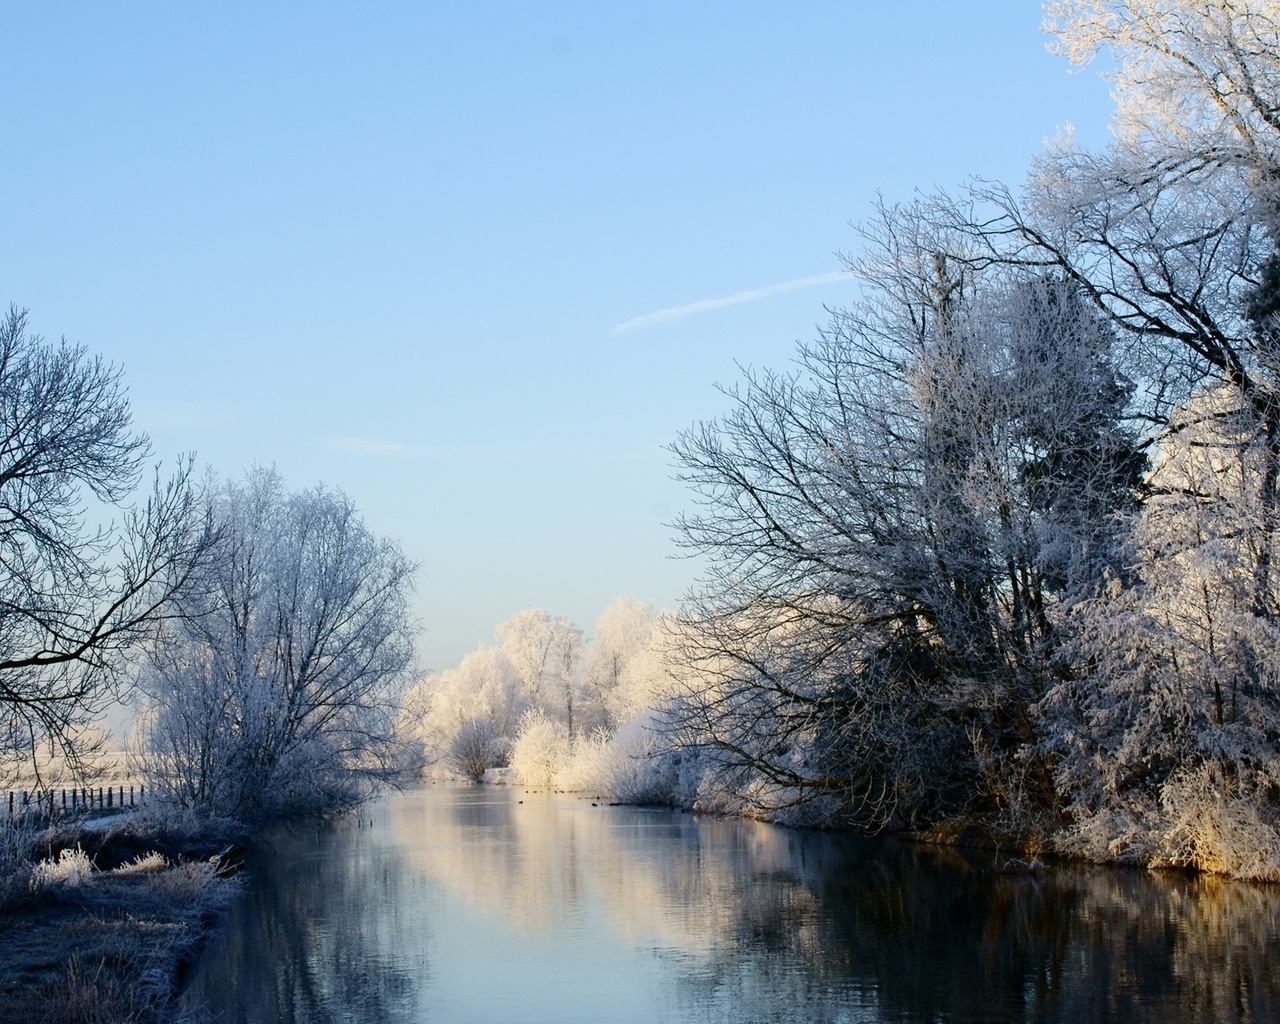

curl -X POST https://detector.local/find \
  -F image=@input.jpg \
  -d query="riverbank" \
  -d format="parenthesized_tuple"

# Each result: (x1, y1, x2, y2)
(0, 813, 247, 1024)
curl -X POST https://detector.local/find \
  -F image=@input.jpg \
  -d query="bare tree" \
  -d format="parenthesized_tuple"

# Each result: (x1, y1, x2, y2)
(667, 212, 1141, 829)
(0, 306, 214, 778)
(137, 468, 416, 819)
(448, 716, 503, 783)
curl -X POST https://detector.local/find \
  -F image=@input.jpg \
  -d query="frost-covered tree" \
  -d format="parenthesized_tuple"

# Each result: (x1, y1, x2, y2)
(1049, 383, 1280, 876)
(494, 609, 557, 705)
(137, 468, 416, 819)
(957, 1, 1280, 576)
(410, 601, 684, 796)
(585, 598, 666, 727)
(668, 205, 1142, 829)
(0, 307, 215, 778)
(551, 615, 583, 741)
(401, 608, 589, 781)
(1045, 0, 1280, 177)
(921, 0, 1280, 873)
(399, 645, 527, 775)
(493, 608, 586, 739)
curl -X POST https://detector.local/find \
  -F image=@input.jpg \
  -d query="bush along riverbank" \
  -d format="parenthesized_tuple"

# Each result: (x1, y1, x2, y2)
(0, 811, 248, 1024)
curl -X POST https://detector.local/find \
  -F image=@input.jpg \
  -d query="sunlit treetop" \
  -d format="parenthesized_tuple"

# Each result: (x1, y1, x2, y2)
(1045, 0, 1280, 171)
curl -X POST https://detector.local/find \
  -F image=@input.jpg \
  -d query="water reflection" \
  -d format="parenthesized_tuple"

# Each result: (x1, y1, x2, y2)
(186, 784, 1280, 1023)
(183, 815, 426, 1024)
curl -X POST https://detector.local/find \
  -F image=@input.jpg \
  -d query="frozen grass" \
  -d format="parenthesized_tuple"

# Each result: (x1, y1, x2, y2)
(112, 851, 169, 877)
(0, 815, 245, 1023)
(29, 847, 94, 891)
(0, 814, 37, 878)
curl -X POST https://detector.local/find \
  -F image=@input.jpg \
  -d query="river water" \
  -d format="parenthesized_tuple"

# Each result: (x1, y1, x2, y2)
(184, 783, 1280, 1023)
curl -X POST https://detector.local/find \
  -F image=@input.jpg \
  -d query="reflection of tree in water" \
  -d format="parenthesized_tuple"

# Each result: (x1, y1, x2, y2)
(187, 788, 1280, 1023)
(665, 832, 1280, 1024)
(396, 788, 1280, 1024)
(183, 823, 426, 1024)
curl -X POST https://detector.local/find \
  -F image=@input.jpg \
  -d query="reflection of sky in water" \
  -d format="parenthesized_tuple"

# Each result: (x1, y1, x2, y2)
(185, 784, 1280, 1024)
(392, 788, 843, 1023)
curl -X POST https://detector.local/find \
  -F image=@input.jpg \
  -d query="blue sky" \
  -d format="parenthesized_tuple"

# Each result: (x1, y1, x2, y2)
(0, 3, 1114, 672)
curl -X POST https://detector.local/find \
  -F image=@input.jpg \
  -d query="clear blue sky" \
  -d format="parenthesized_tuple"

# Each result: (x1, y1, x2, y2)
(0, 3, 1114, 672)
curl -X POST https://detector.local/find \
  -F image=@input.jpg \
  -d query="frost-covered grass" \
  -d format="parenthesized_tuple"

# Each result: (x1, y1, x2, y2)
(0, 814, 244, 1024)
(28, 846, 93, 891)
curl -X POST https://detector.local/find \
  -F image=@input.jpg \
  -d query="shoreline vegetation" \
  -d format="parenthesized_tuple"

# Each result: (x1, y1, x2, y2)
(0, 809, 247, 1024)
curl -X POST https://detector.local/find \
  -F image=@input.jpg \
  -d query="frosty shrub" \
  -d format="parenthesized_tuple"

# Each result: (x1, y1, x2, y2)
(545, 730, 606, 794)
(593, 713, 681, 805)
(509, 713, 569, 788)
(1049, 797, 1165, 868)
(448, 717, 504, 783)
(1157, 765, 1280, 882)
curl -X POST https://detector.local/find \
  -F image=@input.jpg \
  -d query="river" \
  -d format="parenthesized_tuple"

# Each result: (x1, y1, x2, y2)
(183, 782, 1280, 1023)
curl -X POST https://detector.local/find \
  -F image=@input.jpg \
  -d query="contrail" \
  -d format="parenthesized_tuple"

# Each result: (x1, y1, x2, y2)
(609, 270, 848, 335)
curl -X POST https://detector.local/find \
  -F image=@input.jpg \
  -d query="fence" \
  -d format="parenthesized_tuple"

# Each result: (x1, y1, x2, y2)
(4, 783, 146, 820)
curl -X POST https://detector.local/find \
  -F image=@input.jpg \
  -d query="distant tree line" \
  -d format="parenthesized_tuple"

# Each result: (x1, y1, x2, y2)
(398, 598, 675, 798)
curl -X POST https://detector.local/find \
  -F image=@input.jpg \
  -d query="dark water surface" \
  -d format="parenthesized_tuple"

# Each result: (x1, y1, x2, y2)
(184, 784, 1280, 1023)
